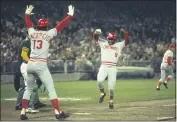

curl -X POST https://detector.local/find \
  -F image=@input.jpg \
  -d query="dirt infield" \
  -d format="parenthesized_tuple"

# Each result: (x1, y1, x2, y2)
(1, 99, 176, 121)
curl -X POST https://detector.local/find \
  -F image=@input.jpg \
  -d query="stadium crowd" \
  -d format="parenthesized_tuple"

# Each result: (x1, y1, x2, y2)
(1, 1, 176, 72)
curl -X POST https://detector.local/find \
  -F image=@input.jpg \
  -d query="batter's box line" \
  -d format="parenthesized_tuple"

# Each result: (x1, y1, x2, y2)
(162, 104, 176, 107)
(157, 116, 176, 121)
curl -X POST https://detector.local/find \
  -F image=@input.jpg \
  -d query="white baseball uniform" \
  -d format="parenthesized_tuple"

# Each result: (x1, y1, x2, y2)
(97, 38, 125, 92)
(159, 49, 174, 82)
(23, 27, 58, 100)
(20, 63, 28, 86)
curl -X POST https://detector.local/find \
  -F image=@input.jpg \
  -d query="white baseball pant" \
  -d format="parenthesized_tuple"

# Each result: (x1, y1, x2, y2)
(159, 63, 174, 82)
(23, 61, 57, 100)
(20, 63, 28, 86)
(97, 65, 117, 96)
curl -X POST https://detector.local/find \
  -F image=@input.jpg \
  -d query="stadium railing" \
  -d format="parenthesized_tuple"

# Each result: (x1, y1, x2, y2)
(0, 60, 163, 74)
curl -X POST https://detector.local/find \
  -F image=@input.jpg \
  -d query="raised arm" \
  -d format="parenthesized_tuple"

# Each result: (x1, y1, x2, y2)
(25, 5, 34, 29)
(55, 5, 74, 32)
(120, 29, 129, 46)
(93, 29, 102, 44)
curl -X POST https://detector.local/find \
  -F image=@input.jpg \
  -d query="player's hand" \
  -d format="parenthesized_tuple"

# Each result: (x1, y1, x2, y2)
(93, 29, 101, 42)
(25, 5, 34, 15)
(67, 5, 74, 16)
(94, 29, 102, 35)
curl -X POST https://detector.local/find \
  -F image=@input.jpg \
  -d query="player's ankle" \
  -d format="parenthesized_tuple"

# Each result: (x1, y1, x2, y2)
(21, 108, 26, 115)
(54, 109, 62, 114)
(100, 92, 105, 96)
(109, 99, 113, 103)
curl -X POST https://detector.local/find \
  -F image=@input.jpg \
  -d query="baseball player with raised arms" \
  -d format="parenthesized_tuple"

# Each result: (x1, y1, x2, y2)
(156, 44, 175, 90)
(15, 31, 46, 112)
(20, 5, 74, 120)
(93, 28, 129, 109)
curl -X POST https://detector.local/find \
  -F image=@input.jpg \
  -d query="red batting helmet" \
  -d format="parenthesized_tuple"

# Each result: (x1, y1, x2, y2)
(107, 32, 117, 40)
(37, 18, 48, 27)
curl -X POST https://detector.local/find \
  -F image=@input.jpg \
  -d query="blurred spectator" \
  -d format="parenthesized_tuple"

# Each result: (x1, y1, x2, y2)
(1, 1, 176, 72)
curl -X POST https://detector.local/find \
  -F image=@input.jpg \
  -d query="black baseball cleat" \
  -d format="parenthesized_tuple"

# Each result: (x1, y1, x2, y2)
(156, 88, 160, 90)
(20, 114, 28, 120)
(109, 101, 114, 109)
(163, 83, 168, 89)
(34, 101, 47, 108)
(15, 105, 22, 110)
(55, 112, 70, 120)
(99, 93, 106, 103)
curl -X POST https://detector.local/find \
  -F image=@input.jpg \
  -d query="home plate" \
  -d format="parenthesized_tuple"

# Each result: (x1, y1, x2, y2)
(73, 113, 91, 115)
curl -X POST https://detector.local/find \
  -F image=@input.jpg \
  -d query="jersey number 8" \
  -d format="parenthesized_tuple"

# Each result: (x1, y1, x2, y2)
(33, 40, 43, 49)
(115, 52, 118, 58)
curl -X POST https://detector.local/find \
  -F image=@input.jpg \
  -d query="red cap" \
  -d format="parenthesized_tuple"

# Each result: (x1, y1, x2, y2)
(169, 44, 175, 48)
(37, 18, 48, 27)
(107, 32, 117, 40)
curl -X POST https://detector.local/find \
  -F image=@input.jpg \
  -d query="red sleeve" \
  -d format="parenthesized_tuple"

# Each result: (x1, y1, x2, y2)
(124, 31, 129, 46)
(55, 15, 72, 32)
(167, 56, 172, 65)
(25, 14, 33, 29)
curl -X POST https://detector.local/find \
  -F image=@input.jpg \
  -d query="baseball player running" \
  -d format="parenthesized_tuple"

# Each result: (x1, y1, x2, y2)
(93, 28, 129, 109)
(15, 32, 46, 112)
(156, 44, 175, 90)
(20, 5, 74, 120)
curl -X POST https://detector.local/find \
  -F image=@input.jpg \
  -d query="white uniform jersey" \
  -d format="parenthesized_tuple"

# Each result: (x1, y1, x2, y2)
(28, 27, 57, 60)
(98, 38, 125, 66)
(162, 49, 173, 64)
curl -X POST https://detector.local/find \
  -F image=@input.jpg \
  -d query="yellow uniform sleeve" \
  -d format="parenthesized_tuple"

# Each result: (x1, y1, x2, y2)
(21, 47, 30, 62)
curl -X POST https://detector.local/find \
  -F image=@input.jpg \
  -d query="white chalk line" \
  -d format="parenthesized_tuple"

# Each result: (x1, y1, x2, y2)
(124, 106, 147, 109)
(1, 97, 89, 101)
(73, 113, 91, 115)
(162, 104, 176, 107)
(157, 116, 175, 120)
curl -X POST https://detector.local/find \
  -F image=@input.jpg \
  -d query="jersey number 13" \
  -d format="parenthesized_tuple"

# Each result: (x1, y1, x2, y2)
(33, 40, 43, 49)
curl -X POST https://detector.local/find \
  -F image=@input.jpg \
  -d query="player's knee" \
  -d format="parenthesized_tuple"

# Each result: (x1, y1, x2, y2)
(168, 75, 173, 79)
(97, 79, 103, 84)
(159, 79, 163, 82)
(23, 89, 32, 100)
(97, 76, 104, 83)
(33, 88, 38, 92)
(33, 84, 38, 92)
(159, 76, 165, 82)
(97, 80, 104, 88)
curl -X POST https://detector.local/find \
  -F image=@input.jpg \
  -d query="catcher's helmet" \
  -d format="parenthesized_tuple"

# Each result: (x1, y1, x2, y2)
(107, 32, 117, 40)
(37, 18, 48, 27)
